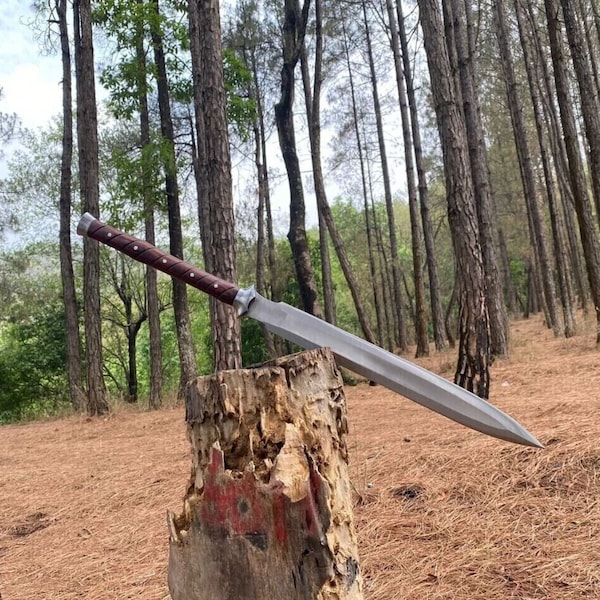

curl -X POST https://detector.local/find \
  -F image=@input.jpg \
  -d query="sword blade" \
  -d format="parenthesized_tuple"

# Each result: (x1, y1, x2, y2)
(248, 293, 542, 448)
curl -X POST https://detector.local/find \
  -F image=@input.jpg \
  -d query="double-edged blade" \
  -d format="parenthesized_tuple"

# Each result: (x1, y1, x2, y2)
(247, 293, 542, 447)
(77, 213, 543, 448)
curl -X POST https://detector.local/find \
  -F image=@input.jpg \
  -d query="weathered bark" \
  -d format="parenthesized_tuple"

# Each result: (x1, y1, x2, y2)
(397, 0, 446, 352)
(73, 0, 109, 415)
(544, 0, 600, 344)
(57, 0, 84, 411)
(447, 0, 509, 357)
(275, 0, 323, 318)
(418, 0, 491, 397)
(386, 0, 429, 357)
(168, 348, 363, 600)
(135, 0, 163, 408)
(362, 2, 407, 351)
(188, 0, 242, 369)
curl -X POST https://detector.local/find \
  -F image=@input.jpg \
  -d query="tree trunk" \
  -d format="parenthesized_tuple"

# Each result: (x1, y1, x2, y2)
(514, 0, 576, 337)
(318, 210, 337, 324)
(188, 0, 242, 370)
(57, 0, 84, 411)
(577, 0, 600, 115)
(73, 0, 109, 415)
(447, 0, 509, 357)
(301, 3, 376, 343)
(275, 0, 322, 318)
(252, 119, 277, 357)
(527, 0, 588, 311)
(397, 0, 447, 352)
(560, 0, 600, 228)
(362, 2, 407, 351)
(368, 157, 396, 351)
(342, 24, 386, 348)
(494, 0, 561, 336)
(497, 227, 517, 315)
(386, 0, 429, 357)
(126, 318, 144, 403)
(167, 348, 363, 599)
(243, 39, 277, 358)
(144, 210, 163, 407)
(544, 0, 600, 344)
(135, 0, 163, 408)
(418, 0, 491, 398)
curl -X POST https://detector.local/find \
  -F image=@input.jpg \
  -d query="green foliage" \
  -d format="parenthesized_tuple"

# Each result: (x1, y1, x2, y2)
(0, 246, 71, 422)
(0, 302, 71, 423)
(223, 49, 257, 141)
(241, 317, 268, 367)
(0, 123, 64, 243)
(0, 87, 19, 160)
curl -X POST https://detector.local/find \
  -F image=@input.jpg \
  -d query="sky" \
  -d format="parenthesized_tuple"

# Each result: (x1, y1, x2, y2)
(0, 1, 63, 132)
(0, 1, 391, 241)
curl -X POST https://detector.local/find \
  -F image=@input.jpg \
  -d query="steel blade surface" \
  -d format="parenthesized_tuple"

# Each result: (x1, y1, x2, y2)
(248, 294, 542, 448)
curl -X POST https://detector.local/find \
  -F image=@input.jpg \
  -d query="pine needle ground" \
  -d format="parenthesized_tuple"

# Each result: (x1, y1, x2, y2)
(1, 314, 599, 599)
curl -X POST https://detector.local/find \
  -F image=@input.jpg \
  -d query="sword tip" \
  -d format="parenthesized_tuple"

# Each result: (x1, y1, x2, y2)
(511, 429, 544, 449)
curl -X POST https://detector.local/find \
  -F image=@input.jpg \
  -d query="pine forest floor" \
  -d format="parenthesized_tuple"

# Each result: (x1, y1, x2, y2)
(1, 313, 600, 599)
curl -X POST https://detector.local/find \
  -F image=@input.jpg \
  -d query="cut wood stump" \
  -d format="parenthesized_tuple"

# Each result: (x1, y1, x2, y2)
(167, 347, 363, 600)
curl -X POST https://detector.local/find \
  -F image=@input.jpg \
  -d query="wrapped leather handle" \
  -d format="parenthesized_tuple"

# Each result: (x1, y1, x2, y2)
(77, 213, 240, 306)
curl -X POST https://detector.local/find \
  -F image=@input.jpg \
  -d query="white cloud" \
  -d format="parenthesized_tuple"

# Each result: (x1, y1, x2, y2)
(0, 3, 62, 131)
(2, 62, 62, 129)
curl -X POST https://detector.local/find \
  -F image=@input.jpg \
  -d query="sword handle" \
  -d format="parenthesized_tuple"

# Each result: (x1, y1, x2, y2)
(77, 213, 240, 306)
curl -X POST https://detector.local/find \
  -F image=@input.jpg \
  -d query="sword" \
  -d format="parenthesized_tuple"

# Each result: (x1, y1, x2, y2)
(77, 213, 542, 448)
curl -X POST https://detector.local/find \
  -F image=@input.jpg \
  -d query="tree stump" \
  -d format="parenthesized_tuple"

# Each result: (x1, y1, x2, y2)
(167, 348, 363, 600)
